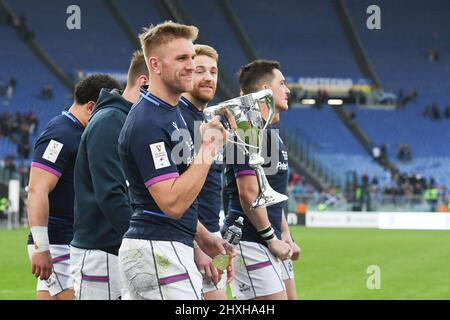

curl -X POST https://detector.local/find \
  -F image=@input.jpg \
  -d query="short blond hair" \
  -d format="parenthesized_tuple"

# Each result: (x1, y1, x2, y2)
(139, 21, 199, 58)
(194, 44, 219, 62)
(127, 50, 148, 85)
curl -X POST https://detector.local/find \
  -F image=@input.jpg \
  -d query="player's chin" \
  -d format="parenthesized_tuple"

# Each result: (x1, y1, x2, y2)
(180, 82, 194, 93)
(278, 103, 289, 111)
(198, 92, 214, 102)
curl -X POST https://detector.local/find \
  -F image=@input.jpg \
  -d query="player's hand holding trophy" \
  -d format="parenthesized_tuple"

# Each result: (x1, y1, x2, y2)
(204, 89, 288, 209)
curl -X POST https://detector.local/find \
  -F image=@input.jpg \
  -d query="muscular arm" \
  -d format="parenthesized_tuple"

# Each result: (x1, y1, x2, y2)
(27, 167, 59, 228)
(148, 143, 216, 219)
(148, 118, 227, 219)
(236, 174, 273, 231)
(236, 174, 291, 260)
(27, 166, 59, 280)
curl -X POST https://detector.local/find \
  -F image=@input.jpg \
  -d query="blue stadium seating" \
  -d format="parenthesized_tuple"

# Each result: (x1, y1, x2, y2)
(183, 0, 249, 80)
(228, 0, 362, 78)
(7, 0, 135, 73)
(114, 0, 162, 36)
(344, 0, 450, 186)
(0, 24, 70, 163)
(0, 0, 448, 190)
(346, 0, 449, 102)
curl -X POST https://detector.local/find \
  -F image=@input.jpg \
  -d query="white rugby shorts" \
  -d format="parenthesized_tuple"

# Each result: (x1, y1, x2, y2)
(281, 258, 295, 281)
(119, 239, 203, 300)
(70, 246, 123, 300)
(230, 241, 286, 300)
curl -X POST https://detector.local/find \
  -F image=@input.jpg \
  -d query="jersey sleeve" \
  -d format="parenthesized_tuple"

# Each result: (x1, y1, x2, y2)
(130, 122, 180, 188)
(225, 136, 256, 178)
(31, 130, 73, 178)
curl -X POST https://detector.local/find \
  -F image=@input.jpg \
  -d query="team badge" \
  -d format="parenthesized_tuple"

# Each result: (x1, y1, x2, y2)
(150, 142, 171, 169)
(42, 140, 63, 163)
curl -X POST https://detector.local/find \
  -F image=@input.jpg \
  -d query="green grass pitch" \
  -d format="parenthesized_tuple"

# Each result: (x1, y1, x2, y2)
(1, 226, 449, 300)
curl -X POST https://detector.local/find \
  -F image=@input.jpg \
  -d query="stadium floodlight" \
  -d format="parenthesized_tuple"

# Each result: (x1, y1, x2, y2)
(301, 99, 316, 105)
(328, 99, 344, 106)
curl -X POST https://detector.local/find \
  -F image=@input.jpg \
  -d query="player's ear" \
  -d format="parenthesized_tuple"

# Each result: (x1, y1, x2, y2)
(148, 56, 161, 75)
(86, 101, 95, 114)
(137, 75, 149, 87)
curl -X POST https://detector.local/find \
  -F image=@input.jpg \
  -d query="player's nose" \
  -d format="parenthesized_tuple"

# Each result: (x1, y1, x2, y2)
(185, 58, 195, 71)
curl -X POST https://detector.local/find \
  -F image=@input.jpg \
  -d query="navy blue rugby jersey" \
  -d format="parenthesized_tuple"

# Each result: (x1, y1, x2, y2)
(28, 111, 84, 245)
(223, 122, 289, 246)
(178, 96, 223, 233)
(118, 90, 198, 247)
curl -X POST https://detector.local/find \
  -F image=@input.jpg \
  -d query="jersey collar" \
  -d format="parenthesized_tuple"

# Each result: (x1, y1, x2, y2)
(62, 111, 83, 128)
(140, 88, 178, 111)
(179, 96, 204, 116)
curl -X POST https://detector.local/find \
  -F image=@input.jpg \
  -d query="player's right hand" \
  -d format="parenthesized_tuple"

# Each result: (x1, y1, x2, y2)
(200, 116, 227, 151)
(194, 246, 221, 285)
(31, 251, 53, 280)
(268, 239, 292, 261)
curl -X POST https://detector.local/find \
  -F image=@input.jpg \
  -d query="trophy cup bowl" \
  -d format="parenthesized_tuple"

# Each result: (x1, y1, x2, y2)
(204, 89, 288, 209)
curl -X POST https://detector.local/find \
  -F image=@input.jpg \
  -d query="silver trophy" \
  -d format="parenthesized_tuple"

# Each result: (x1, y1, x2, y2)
(204, 89, 288, 209)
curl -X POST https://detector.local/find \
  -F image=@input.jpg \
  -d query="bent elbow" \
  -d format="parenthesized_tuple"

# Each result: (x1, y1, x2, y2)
(159, 199, 185, 220)
(164, 206, 184, 220)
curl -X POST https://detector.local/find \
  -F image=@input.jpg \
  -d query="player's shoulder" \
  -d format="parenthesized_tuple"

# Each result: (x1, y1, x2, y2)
(36, 114, 80, 149)
(131, 100, 172, 130)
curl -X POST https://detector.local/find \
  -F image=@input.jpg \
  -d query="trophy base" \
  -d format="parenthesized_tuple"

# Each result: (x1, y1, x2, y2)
(251, 191, 289, 209)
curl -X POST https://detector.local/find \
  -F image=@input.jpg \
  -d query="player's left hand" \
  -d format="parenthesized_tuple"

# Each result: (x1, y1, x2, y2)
(281, 232, 301, 261)
(196, 231, 237, 260)
(290, 242, 301, 261)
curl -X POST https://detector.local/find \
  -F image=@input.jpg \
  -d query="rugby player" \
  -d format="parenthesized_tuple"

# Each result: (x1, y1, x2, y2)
(224, 59, 298, 300)
(179, 44, 228, 300)
(117, 21, 233, 300)
(70, 51, 149, 300)
(27, 74, 121, 300)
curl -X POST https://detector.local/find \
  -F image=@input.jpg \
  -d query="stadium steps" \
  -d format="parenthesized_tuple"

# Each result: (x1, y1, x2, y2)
(332, 0, 381, 88)
(216, 0, 258, 61)
(228, 0, 362, 78)
(330, 0, 399, 175)
(332, 104, 399, 175)
(103, 0, 140, 49)
(0, 0, 74, 91)
(279, 125, 346, 190)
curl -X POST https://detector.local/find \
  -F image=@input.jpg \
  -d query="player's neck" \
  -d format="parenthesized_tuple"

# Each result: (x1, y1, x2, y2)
(271, 113, 280, 124)
(260, 102, 280, 124)
(122, 85, 140, 104)
(68, 103, 87, 127)
(148, 83, 180, 107)
(182, 93, 207, 111)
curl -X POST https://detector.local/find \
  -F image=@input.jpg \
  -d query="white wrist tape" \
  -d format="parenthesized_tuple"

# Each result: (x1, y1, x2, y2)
(31, 226, 50, 253)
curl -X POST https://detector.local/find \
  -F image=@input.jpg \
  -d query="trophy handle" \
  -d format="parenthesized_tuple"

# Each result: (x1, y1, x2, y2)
(251, 165, 288, 209)
(251, 89, 275, 131)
